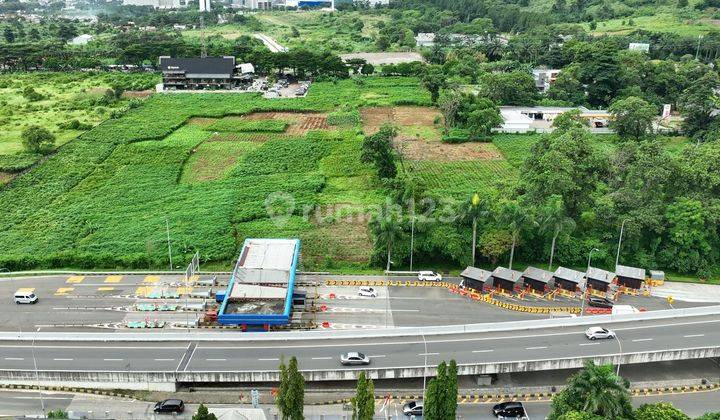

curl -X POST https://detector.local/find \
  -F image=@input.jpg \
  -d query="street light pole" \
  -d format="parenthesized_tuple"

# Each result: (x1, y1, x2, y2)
(582, 248, 600, 316)
(615, 332, 623, 376)
(615, 219, 629, 270)
(421, 332, 428, 402)
(31, 328, 45, 415)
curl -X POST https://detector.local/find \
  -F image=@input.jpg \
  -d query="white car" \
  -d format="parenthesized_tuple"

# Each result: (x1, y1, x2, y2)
(585, 326, 616, 340)
(340, 352, 370, 366)
(358, 287, 377, 298)
(418, 271, 442, 281)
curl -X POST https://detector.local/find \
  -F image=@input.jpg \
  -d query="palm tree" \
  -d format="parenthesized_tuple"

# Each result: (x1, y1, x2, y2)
(460, 193, 490, 266)
(393, 172, 425, 271)
(372, 205, 404, 272)
(567, 361, 632, 418)
(539, 195, 576, 271)
(497, 199, 535, 270)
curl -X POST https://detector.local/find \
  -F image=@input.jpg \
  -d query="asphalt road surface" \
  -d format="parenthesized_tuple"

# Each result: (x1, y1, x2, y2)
(3, 389, 719, 419)
(1, 313, 718, 373)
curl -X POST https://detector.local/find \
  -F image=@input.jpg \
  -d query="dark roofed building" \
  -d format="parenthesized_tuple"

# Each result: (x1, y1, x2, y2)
(615, 264, 646, 289)
(520, 266, 553, 293)
(586, 267, 615, 292)
(159, 56, 237, 90)
(490, 267, 522, 292)
(553, 266, 585, 292)
(460, 266, 492, 292)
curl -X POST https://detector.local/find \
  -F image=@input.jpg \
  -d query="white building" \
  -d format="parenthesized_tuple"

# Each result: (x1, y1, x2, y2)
(415, 32, 436, 47)
(629, 42, 650, 52)
(532, 68, 561, 93)
(498, 109, 533, 133)
(199, 0, 211, 11)
(122, 0, 189, 9)
(69, 34, 94, 45)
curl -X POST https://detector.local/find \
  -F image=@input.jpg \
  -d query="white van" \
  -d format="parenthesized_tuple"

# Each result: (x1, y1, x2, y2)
(14, 290, 38, 304)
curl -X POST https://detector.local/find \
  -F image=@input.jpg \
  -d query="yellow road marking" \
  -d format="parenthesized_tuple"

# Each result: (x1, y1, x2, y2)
(143, 275, 160, 284)
(177, 286, 193, 295)
(104, 275, 122, 283)
(135, 286, 153, 297)
(55, 287, 74, 295)
(66, 276, 84, 284)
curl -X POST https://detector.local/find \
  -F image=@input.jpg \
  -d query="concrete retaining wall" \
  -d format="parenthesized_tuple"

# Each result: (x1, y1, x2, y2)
(0, 370, 178, 391)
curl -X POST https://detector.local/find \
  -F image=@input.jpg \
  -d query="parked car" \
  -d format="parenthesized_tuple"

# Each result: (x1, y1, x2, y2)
(340, 352, 370, 366)
(153, 399, 184, 413)
(403, 400, 423, 416)
(585, 326, 616, 340)
(492, 401, 527, 418)
(418, 271, 442, 281)
(587, 296, 614, 309)
(358, 287, 378, 298)
(13, 290, 38, 304)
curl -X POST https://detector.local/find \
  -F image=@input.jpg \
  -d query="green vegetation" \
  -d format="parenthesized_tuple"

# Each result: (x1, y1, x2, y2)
(424, 360, 459, 420)
(351, 372, 375, 420)
(205, 118, 288, 133)
(276, 356, 304, 420)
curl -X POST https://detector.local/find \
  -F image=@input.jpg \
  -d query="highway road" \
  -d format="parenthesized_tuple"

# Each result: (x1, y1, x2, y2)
(1, 313, 718, 374)
(3, 389, 719, 418)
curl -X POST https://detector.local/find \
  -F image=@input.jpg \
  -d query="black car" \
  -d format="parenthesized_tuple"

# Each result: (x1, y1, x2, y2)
(493, 401, 526, 418)
(154, 399, 185, 414)
(403, 400, 423, 416)
(587, 296, 614, 309)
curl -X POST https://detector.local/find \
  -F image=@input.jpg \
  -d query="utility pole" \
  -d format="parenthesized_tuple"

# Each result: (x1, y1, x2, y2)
(165, 218, 173, 271)
(32, 328, 45, 415)
(615, 219, 629, 270)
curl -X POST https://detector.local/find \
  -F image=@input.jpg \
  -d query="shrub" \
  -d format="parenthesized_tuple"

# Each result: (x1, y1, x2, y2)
(441, 128, 472, 143)
(0, 153, 41, 173)
(327, 109, 361, 126)
(21, 125, 55, 154)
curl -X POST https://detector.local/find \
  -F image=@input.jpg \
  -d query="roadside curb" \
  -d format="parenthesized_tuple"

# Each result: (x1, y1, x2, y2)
(0, 383, 135, 400)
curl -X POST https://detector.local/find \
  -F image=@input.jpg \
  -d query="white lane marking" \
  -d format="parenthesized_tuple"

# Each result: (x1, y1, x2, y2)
(472, 350, 494, 353)
(181, 342, 198, 372)
(579, 343, 601, 346)
(103, 358, 123, 361)
(199, 319, 720, 351)
(632, 338, 653, 342)
(525, 346, 547, 350)
(53, 358, 73, 361)
(258, 358, 279, 361)
(0, 345, 187, 350)
(684, 334, 705, 338)
(390, 309, 420, 312)
(311, 357, 333, 360)
(4, 357, 24, 361)
(368, 355, 386, 358)
(205, 358, 227, 361)
(11, 396, 72, 400)
(154, 358, 175, 361)
(418, 352, 439, 356)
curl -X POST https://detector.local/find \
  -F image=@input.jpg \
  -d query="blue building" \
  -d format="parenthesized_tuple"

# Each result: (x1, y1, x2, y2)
(217, 238, 300, 330)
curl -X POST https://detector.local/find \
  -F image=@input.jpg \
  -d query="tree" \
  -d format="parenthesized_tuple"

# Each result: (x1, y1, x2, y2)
(461, 193, 490, 265)
(696, 413, 720, 420)
(539, 195, 575, 270)
(193, 404, 218, 420)
(47, 410, 68, 419)
(3, 27, 15, 43)
(21, 125, 55, 154)
(480, 229, 513, 265)
(438, 90, 462, 134)
(660, 198, 716, 275)
(351, 372, 375, 420)
(678, 71, 720, 140)
(547, 65, 586, 106)
(360, 63, 374, 75)
(634, 402, 689, 420)
(553, 109, 588, 131)
(424, 360, 458, 420)
(496, 199, 535, 270)
(361, 124, 397, 179)
(371, 203, 404, 272)
(466, 101, 503, 140)
(609, 96, 657, 140)
(276, 357, 304, 420)
(421, 65, 446, 103)
(548, 361, 632, 419)
(479, 71, 538, 105)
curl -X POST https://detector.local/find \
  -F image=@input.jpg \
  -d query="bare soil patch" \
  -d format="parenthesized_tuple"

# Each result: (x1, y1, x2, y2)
(307, 207, 373, 264)
(242, 111, 331, 135)
(187, 117, 217, 126)
(361, 106, 442, 135)
(0, 171, 13, 185)
(360, 107, 394, 135)
(397, 138, 504, 161)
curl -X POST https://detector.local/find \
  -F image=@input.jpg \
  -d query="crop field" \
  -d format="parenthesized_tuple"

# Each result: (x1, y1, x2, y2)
(0, 77, 429, 270)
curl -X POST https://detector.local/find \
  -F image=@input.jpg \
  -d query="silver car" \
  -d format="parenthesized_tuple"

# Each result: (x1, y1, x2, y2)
(585, 326, 616, 340)
(340, 352, 370, 366)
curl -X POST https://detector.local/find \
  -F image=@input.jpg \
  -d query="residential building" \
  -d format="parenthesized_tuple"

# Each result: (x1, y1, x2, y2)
(532, 68, 561, 92)
(122, 0, 189, 8)
(496, 106, 612, 133)
(199, 0, 211, 11)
